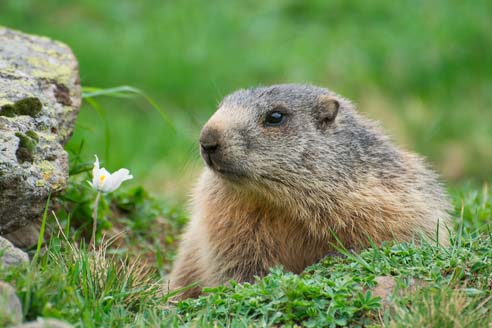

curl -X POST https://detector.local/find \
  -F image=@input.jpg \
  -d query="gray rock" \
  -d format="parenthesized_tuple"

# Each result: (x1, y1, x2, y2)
(0, 236, 29, 267)
(14, 318, 73, 328)
(4, 224, 42, 249)
(0, 27, 81, 246)
(372, 276, 396, 303)
(0, 281, 23, 326)
(15, 318, 73, 328)
(371, 276, 420, 306)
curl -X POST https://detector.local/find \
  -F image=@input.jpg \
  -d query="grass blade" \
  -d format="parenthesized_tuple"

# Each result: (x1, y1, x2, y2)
(82, 85, 175, 132)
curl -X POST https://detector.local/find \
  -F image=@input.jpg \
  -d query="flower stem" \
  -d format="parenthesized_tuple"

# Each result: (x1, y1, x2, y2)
(89, 191, 101, 250)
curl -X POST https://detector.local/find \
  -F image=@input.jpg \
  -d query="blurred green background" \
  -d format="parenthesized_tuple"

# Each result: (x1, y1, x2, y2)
(1, 0, 491, 200)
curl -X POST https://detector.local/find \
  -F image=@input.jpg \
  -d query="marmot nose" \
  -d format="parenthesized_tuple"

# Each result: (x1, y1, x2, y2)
(200, 127, 220, 154)
(201, 142, 218, 153)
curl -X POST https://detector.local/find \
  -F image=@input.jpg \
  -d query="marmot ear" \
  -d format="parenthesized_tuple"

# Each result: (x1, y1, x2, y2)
(315, 95, 339, 129)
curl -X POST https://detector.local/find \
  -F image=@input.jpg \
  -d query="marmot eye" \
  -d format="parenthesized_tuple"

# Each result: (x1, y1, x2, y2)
(265, 111, 287, 127)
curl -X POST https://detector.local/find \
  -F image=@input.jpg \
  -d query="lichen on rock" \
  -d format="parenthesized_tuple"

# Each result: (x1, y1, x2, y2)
(0, 27, 81, 246)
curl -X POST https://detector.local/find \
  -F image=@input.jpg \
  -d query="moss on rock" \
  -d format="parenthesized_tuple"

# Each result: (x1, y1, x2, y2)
(25, 130, 39, 142)
(0, 104, 16, 117)
(15, 97, 42, 116)
(0, 97, 42, 117)
(14, 131, 39, 163)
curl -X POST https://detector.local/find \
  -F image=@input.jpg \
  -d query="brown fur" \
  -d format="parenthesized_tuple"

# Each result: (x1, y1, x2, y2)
(168, 84, 451, 299)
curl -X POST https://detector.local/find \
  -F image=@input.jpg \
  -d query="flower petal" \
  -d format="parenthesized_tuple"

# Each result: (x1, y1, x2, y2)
(90, 155, 133, 193)
(103, 168, 133, 192)
(93, 168, 111, 192)
(92, 155, 100, 177)
(96, 168, 111, 192)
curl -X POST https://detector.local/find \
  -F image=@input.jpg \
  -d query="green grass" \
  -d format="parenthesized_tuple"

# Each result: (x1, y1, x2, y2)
(1, 174, 491, 327)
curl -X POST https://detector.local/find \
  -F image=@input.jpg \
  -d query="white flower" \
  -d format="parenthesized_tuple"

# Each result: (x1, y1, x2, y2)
(90, 155, 133, 193)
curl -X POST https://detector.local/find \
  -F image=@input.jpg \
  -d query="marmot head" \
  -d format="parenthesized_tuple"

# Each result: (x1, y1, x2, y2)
(199, 84, 394, 194)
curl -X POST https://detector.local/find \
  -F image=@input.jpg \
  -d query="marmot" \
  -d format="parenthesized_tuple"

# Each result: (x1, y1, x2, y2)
(169, 84, 451, 299)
